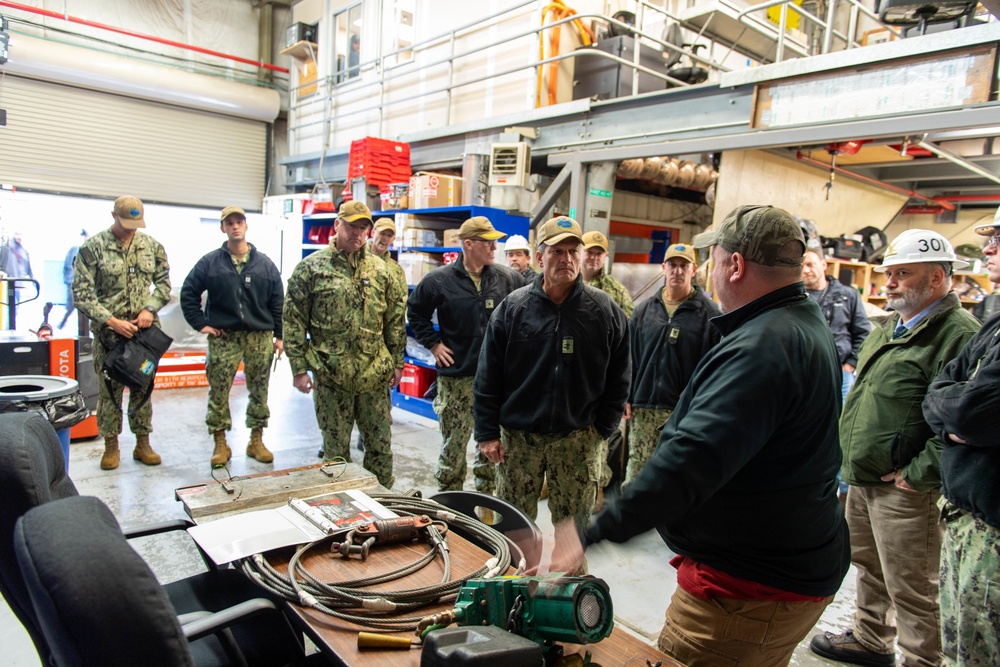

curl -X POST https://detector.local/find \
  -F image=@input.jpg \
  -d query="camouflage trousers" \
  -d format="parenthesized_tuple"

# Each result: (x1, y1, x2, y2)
(496, 425, 601, 540)
(432, 375, 494, 493)
(205, 330, 274, 433)
(940, 507, 1000, 667)
(313, 381, 394, 489)
(93, 332, 153, 438)
(624, 408, 673, 487)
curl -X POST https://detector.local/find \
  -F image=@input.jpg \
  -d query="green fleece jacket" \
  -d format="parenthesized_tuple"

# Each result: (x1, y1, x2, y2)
(840, 291, 980, 491)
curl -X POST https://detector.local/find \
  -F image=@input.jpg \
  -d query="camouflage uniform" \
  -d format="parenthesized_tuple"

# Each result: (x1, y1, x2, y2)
(371, 248, 407, 301)
(284, 244, 406, 488)
(624, 407, 672, 486)
(433, 375, 493, 492)
(497, 425, 602, 529)
(73, 228, 170, 437)
(588, 269, 634, 489)
(589, 270, 634, 317)
(205, 330, 274, 432)
(939, 510, 1000, 666)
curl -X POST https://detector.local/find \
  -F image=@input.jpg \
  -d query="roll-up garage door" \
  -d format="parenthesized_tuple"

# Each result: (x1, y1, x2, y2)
(0, 75, 267, 210)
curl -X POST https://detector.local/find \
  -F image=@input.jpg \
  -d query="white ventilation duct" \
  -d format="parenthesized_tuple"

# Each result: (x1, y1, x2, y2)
(3, 33, 280, 122)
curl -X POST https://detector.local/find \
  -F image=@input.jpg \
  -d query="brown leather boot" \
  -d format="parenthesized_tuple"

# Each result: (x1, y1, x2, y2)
(246, 428, 273, 463)
(210, 431, 231, 466)
(132, 434, 161, 466)
(100, 436, 120, 470)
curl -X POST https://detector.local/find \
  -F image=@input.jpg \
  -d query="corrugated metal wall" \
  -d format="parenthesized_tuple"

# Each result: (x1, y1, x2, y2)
(1, 75, 267, 210)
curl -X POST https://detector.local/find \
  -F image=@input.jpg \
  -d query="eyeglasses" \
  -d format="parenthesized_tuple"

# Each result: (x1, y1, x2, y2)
(985, 234, 1000, 249)
(470, 238, 497, 247)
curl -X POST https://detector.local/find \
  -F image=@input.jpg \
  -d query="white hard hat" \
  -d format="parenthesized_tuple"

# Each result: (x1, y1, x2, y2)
(504, 234, 531, 253)
(874, 228, 969, 272)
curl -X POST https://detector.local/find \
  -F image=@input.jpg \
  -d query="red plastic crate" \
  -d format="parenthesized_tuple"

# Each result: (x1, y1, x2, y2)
(348, 137, 412, 188)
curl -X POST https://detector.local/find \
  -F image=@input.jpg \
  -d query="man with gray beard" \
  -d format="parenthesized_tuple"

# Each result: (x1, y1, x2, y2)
(811, 229, 980, 667)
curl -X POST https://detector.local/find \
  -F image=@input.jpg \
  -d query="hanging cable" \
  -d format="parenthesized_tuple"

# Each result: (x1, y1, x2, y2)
(239, 493, 522, 632)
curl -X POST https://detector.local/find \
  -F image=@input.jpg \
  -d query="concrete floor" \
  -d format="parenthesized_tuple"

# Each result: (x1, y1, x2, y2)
(2, 361, 867, 666)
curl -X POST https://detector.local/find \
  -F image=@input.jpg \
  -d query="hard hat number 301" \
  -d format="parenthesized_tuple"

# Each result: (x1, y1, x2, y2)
(917, 238, 945, 252)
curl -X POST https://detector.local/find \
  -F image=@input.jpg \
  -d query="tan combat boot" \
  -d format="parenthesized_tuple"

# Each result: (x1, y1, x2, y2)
(210, 431, 231, 467)
(100, 436, 120, 470)
(133, 434, 162, 466)
(246, 428, 274, 463)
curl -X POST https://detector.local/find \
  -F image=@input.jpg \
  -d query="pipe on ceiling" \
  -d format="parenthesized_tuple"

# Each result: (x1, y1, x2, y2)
(795, 152, 956, 211)
(0, 0, 288, 74)
(5, 33, 281, 122)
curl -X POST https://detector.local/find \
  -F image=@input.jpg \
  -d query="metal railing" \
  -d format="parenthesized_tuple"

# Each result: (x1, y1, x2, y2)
(285, 0, 894, 177)
(736, 0, 897, 61)
(286, 3, 730, 160)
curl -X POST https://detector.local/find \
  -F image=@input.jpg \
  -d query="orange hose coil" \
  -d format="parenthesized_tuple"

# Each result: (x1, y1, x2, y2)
(538, 1, 595, 107)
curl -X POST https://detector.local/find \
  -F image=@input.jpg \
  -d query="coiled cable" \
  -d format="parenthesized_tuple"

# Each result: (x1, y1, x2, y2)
(238, 492, 524, 631)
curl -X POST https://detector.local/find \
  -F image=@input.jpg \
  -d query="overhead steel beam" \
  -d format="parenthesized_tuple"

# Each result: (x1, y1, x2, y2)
(548, 104, 1000, 166)
(530, 164, 572, 229)
(918, 140, 1000, 187)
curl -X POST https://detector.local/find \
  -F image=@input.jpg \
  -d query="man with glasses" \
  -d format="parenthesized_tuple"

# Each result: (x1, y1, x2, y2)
(922, 214, 1000, 667)
(811, 229, 980, 667)
(408, 217, 526, 493)
(283, 201, 406, 488)
(547, 205, 849, 665)
(624, 243, 721, 486)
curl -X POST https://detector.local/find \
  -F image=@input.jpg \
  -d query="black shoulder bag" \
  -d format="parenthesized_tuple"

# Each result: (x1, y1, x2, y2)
(101, 326, 173, 417)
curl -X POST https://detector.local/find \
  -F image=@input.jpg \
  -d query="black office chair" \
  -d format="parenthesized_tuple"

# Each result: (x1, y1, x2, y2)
(0, 412, 308, 666)
(431, 491, 543, 571)
(15, 495, 309, 667)
(0, 411, 80, 663)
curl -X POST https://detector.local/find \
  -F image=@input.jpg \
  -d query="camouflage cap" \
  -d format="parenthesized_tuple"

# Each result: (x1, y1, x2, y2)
(582, 230, 609, 251)
(693, 205, 805, 267)
(373, 218, 397, 235)
(338, 200, 374, 224)
(536, 216, 583, 246)
(458, 216, 506, 240)
(113, 195, 145, 229)
(663, 243, 697, 264)
(220, 205, 246, 222)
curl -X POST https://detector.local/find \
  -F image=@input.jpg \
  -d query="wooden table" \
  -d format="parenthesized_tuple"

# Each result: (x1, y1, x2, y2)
(266, 532, 680, 667)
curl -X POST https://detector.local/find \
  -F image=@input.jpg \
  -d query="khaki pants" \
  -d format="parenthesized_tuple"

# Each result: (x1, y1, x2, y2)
(658, 586, 832, 666)
(848, 484, 944, 667)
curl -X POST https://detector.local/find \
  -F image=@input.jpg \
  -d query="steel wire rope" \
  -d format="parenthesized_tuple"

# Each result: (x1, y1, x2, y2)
(237, 493, 523, 631)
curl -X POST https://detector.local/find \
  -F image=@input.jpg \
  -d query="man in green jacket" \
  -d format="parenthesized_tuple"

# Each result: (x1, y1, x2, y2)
(811, 229, 980, 667)
(284, 201, 407, 488)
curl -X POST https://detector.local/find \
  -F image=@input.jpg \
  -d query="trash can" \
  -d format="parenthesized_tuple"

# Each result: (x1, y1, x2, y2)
(0, 375, 90, 472)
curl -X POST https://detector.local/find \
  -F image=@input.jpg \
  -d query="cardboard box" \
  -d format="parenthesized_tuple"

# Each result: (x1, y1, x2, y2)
(409, 172, 462, 209)
(398, 252, 442, 285)
(400, 228, 440, 248)
(443, 229, 462, 247)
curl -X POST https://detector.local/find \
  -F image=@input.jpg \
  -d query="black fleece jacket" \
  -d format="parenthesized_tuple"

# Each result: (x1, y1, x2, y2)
(474, 275, 630, 441)
(587, 283, 850, 597)
(629, 285, 722, 410)
(407, 257, 526, 377)
(180, 243, 284, 337)
(923, 309, 1000, 530)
